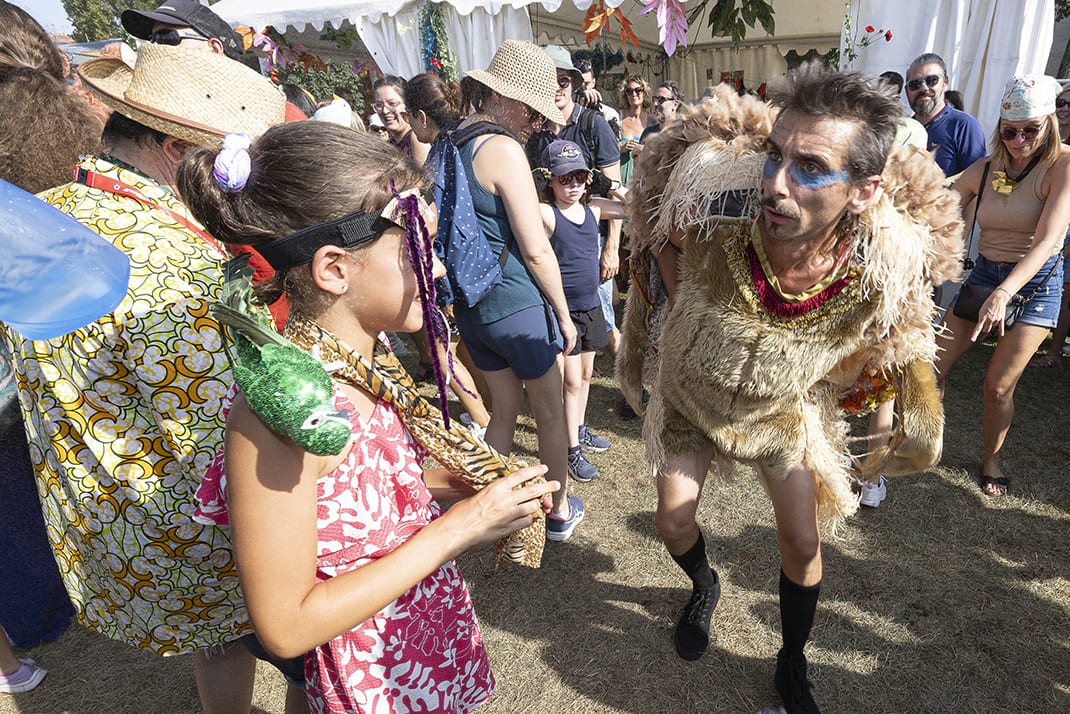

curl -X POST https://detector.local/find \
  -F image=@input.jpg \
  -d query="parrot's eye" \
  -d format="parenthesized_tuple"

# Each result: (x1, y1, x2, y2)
(301, 414, 326, 430)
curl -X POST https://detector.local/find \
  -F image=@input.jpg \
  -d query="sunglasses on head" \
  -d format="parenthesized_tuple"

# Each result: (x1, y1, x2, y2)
(625, 87, 643, 96)
(1057, 99, 1070, 109)
(557, 74, 574, 89)
(149, 29, 209, 45)
(1000, 125, 1042, 141)
(557, 171, 589, 186)
(905, 74, 944, 92)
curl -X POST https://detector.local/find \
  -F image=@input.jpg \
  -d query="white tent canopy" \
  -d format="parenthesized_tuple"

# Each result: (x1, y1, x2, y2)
(842, 0, 1055, 138)
(211, 0, 629, 78)
(212, 0, 1056, 119)
(212, 0, 622, 33)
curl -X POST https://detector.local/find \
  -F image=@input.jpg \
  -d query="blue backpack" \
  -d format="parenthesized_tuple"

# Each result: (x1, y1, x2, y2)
(428, 121, 514, 308)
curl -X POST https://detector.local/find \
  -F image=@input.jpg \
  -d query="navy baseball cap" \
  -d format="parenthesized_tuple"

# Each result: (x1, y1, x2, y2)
(122, 1, 242, 60)
(540, 139, 590, 176)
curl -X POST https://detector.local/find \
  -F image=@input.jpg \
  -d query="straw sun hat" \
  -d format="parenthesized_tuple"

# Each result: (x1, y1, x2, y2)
(78, 44, 285, 147)
(465, 40, 564, 125)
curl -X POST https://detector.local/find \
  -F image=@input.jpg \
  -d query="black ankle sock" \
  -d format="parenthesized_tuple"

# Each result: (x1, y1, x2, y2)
(568, 446, 582, 456)
(779, 569, 821, 657)
(671, 532, 717, 590)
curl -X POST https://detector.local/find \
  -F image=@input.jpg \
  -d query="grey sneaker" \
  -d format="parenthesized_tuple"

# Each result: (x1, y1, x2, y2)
(578, 424, 611, 452)
(546, 495, 585, 542)
(567, 449, 599, 482)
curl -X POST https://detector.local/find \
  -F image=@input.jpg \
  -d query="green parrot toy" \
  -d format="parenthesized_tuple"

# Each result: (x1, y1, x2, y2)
(211, 255, 352, 456)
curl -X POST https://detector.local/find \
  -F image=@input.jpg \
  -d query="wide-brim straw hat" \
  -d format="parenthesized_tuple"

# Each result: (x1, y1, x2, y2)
(465, 40, 564, 125)
(78, 44, 285, 147)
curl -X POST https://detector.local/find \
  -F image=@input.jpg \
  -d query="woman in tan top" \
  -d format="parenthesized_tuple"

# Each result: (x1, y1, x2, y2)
(936, 75, 1070, 496)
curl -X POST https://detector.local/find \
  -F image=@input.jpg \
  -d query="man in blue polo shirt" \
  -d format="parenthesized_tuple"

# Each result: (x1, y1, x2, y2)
(905, 52, 985, 176)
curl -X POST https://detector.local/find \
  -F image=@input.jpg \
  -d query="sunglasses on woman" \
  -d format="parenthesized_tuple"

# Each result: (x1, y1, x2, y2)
(625, 87, 643, 97)
(905, 74, 944, 92)
(1000, 125, 1042, 141)
(557, 171, 589, 186)
(149, 29, 209, 45)
(557, 74, 574, 89)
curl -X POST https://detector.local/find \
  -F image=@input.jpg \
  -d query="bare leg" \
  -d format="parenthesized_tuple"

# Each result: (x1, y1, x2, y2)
(480, 368, 523, 457)
(456, 341, 492, 412)
(934, 313, 979, 394)
(0, 633, 20, 674)
(980, 324, 1050, 491)
(762, 465, 822, 586)
(655, 446, 714, 555)
(562, 353, 584, 449)
(521, 356, 570, 514)
(445, 337, 490, 426)
(865, 399, 894, 491)
(194, 644, 256, 714)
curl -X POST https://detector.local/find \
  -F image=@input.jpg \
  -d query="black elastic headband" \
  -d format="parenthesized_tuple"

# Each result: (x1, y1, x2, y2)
(258, 210, 397, 270)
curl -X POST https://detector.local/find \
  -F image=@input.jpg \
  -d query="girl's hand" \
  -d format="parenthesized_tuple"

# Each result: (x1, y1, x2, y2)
(624, 138, 642, 154)
(443, 466, 560, 549)
(971, 287, 1011, 341)
(558, 314, 578, 355)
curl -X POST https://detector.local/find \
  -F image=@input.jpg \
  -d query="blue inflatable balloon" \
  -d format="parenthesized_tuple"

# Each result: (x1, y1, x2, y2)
(0, 179, 130, 340)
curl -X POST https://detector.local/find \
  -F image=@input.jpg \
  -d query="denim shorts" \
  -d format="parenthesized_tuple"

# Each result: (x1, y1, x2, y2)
(568, 306, 608, 355)
(952, 253, 1064, 329)
(597, 279, 616, 332)
(458, 303, 563, 379)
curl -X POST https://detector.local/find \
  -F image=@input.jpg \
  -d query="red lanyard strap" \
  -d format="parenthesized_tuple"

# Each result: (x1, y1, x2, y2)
(74, 167, 229, 258)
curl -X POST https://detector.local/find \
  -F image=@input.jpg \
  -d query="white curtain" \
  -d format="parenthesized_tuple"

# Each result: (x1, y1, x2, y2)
(353, 3, 532, 77)
(843, 0, 1055, 137)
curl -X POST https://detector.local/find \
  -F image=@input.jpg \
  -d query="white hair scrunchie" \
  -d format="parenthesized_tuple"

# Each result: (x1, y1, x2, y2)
(213, 133, 252, 192)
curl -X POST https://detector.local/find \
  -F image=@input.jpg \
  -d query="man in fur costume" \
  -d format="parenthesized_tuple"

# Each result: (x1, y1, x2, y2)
(618, 64, 963, 713)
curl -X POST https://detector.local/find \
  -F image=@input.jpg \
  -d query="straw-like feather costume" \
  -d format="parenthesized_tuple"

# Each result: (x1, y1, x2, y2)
(618, 86, 964, 523)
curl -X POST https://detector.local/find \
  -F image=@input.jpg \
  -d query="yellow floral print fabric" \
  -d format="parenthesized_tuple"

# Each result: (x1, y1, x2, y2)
(0, 157, 250, 655)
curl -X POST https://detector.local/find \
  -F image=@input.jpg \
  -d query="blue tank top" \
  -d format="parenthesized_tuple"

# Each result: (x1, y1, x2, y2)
(549, 204, 600, 311)
(454, 136, 543, 324)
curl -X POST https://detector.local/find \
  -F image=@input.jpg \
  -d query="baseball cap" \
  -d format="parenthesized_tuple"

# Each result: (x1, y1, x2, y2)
(540, 140, 589, 176)
(121, 1, 242, 60)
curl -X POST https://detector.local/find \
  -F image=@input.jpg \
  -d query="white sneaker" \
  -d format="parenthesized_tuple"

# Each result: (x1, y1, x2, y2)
(860, 475, 887, 508)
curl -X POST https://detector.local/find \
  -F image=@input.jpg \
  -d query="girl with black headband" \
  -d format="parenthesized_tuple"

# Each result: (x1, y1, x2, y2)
(177, 121, 558, 713)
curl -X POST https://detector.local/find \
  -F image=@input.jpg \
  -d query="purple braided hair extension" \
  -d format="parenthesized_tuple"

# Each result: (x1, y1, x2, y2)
(392, 182, 452, 429)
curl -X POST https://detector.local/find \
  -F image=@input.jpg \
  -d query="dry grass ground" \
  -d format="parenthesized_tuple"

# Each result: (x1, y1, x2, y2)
(2, 343, 1068, 714)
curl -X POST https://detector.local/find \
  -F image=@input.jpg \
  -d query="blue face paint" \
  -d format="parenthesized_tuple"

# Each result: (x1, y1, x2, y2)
(763, 154, 850, 189)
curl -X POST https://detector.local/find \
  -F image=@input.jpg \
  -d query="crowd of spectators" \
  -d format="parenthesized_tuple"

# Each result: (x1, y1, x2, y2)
(2, 1, 1068, 712)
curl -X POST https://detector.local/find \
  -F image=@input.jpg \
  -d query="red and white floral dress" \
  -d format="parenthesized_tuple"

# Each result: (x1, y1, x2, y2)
(196, 389, 495, 713)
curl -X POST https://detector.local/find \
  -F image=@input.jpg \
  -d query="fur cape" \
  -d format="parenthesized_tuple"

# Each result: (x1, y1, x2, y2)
(619, 85, 964, 523)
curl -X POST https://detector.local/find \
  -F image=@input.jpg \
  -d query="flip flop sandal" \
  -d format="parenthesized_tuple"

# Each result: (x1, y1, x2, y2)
(979, 475, 1010, 497)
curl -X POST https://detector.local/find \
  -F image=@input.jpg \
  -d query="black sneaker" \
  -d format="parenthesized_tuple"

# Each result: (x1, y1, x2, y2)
(672, 571, 720, 661)
(774, 649, 820, 713)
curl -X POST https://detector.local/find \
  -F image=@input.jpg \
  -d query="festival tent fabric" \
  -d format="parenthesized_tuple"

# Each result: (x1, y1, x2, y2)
(211, 0, 844, 99)
(843, 0, 1055, 138)
(213, 0, 1054, 128)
